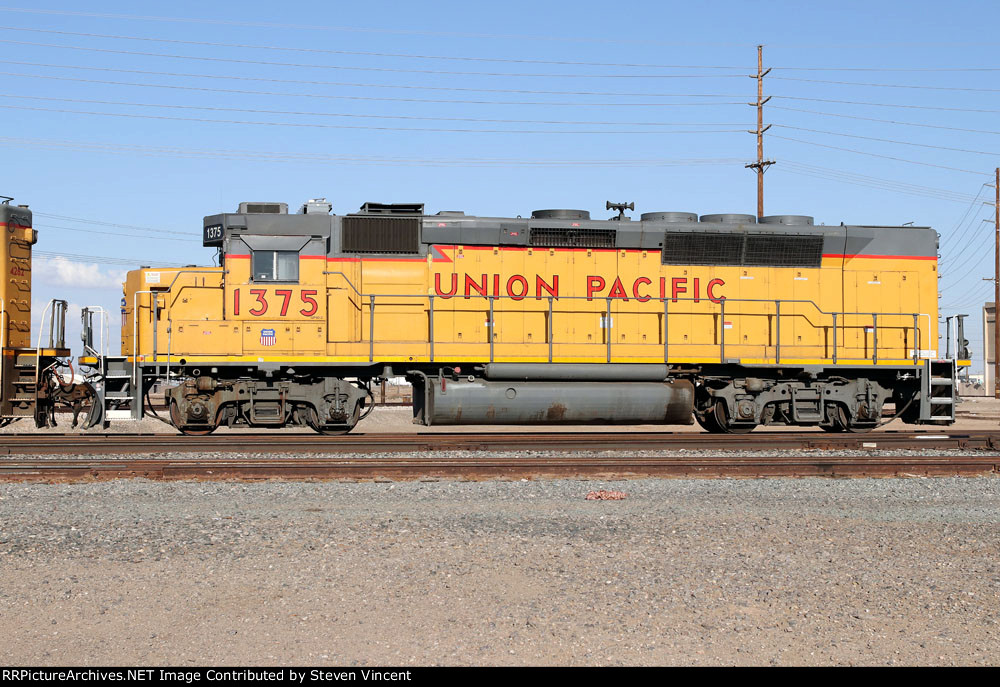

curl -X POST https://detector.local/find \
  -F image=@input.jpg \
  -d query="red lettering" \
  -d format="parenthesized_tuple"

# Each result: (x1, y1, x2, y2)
(507, 275, 528, 300)
(493, 274, 501, 297)
(536, 275, 559, 300)
(464, 273, 488, 299)
(693, 277, 700, 304)
(275, 289, 293, 316)
(707, 278, 725, 303)
(586, 276, 606, 301)
(671, 277, 687, 303)
(434, 272, 458, 298)
(299, 290, 318, 317)
(608, 276, 629, 301)
(248, 289, 268, 316)
(233, 288, 240, 316)
(632, 277, 651, 302)
(659, 277, 667, 301)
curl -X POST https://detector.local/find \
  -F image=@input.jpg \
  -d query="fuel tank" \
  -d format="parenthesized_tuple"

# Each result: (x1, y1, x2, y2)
(412, 377, 694, 426)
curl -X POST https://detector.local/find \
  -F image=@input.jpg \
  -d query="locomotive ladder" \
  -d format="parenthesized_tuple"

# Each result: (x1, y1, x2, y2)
(919, 359, 957, 423)
(81, 307, 140, 426)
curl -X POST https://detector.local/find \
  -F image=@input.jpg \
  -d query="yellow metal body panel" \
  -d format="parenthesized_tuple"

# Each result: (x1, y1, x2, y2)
(1, 220, 33, 349)
(124, 246, 940, 367)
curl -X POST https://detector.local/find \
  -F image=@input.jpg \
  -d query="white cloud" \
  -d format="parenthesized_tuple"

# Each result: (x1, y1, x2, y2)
(34, 257, 127, 289)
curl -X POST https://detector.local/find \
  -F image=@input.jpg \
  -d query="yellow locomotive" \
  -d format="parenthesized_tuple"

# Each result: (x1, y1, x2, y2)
(114, 199, 959, 434)
(0, 197, 76, 427)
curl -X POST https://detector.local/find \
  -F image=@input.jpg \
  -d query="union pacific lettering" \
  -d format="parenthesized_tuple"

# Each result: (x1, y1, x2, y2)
(434, 273, 725, 303)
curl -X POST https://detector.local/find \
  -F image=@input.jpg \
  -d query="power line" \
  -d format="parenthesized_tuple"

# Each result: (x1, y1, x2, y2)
(33, 211, 192, 236)
(0, 103, 749, 135)
(35, 223, 194, 242)
(2, 93, 747, 128)
(774, 124, 1000, 157)
(771, 106, 1000, 136)
(0, 25, 752, 69)
(0, 136, 745, 167)
(0, 60, 750, 98)
(12, 24, 1000, 73)
(0, 7, 760, 47)
(940, 187, 990, 249)
(34, 250, 185, 267)
(775, 161, 983, 203)
(0, 40, 749, 79)
(770, 134, 990, 175)
(0, 70, 750, 108)
(773, 95, 1000, 114)
(771, 75, 1000, 93)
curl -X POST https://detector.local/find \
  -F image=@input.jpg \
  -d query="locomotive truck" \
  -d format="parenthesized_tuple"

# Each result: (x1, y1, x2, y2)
(82, 198, 959, 435)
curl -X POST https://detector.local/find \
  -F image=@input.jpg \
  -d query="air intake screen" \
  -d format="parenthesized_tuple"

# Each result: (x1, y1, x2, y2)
(662, 232, 743, 266)
(244, 203, 283, 214)
(529, 227, 616, 248)
(744, 234, 823, 267)
(342, 216, 420, 254)
(662, 231, 823, 267)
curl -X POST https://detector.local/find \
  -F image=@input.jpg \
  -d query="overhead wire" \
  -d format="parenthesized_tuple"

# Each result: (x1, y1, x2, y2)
(0, 93, 747, 127)
(0, 103, 748, 135)
(0, 40, 750, 79)
(770, 135, 991, 176)
(0, 69, 749, 108)
(0, 136, 745, 167)
(0, 60, 750, 98)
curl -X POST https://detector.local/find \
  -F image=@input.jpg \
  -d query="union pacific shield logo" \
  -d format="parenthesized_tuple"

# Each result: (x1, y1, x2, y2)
(260, 328, 276, 346)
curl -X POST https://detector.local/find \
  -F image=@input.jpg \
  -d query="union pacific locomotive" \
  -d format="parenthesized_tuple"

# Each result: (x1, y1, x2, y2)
(89, 198, 959, 435)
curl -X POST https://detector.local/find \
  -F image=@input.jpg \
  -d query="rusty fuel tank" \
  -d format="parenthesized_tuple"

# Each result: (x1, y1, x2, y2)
(412, 377, 694, 426)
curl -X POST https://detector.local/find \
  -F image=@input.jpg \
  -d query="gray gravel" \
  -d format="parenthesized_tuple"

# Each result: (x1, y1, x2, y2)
(1, 477, 999, 666)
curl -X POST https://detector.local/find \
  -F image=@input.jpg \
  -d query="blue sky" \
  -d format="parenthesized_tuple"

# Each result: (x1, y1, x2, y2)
(3, 1, 998, 370)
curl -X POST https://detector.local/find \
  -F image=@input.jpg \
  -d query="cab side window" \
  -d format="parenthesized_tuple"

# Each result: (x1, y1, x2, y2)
(251, 250, 299, 282)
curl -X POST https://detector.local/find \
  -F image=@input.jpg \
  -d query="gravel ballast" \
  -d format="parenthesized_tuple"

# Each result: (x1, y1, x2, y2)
(1, 477, 998, 666)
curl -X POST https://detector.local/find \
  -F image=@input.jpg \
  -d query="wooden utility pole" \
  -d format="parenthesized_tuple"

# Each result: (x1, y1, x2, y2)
(746, 45, 774, 219)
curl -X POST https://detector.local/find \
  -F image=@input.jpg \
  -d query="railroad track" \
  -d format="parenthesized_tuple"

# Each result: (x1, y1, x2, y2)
(1, 430, 999, 455)
(0, 429, 997, 455)
(1, 453, 997, 482)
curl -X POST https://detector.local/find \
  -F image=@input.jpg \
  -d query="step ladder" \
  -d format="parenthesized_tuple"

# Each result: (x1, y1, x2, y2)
(80, 307, 142, 426)
(919, 359, 956, 424)
(95, 356, 141, 423)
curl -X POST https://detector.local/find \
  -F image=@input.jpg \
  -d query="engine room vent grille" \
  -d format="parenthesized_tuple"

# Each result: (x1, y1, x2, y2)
(529, 227, 616, 248)
(342, 216, 420, 254)
(661, 231, 823, 267)
(662, 232, 743, 266)
(744, 234, 824, 267)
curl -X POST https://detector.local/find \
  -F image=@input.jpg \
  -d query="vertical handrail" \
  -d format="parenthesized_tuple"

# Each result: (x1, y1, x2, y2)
(663, 298, 669, 363)
(872, 313, 878, 364)
(368, 294, 375, 363)
(775, 299, 781, 365)
(832, 312, 838, 364)
(488, 296, 494, 363)
(912, 314, 919, 364)
(720, 299, 726, 363)
(429, 295, 435, 362)
(547, 296, 553, 363)
(605, 297, 612, 363)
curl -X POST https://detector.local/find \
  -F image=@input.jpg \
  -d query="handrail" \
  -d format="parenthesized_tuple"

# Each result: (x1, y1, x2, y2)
(139, 268, 934, 366)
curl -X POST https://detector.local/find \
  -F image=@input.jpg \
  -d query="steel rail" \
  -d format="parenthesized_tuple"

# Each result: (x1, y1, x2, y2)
(0, 430, 997, 455)
(0, 454, 997, 482)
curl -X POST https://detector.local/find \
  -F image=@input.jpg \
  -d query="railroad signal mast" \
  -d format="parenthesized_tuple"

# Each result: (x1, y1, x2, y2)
(746, 44, 774, 220)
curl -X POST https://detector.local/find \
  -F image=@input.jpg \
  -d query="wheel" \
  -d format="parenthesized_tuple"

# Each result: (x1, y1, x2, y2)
(831, 405, 876, 433)
(306, 404, 360, 436)
(169, 401, 217, 436)
(697, 400, 756, 434)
